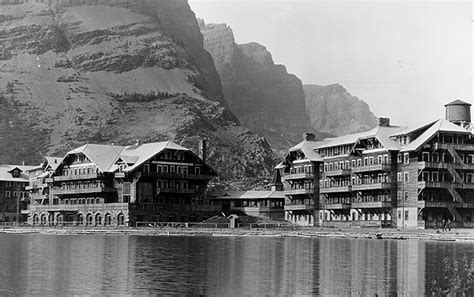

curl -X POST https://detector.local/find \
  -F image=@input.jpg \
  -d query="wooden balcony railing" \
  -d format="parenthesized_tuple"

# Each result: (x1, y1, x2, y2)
(284, 172, 315, 180)
(53, 172, 102, 181)
(51, 186, 116, 195)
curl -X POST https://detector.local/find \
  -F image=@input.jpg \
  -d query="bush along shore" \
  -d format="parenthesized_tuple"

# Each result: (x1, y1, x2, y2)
(1, 226, 474, 242)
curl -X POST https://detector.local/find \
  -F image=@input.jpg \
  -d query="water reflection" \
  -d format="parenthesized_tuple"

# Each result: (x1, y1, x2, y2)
(0, 234, 472, 295)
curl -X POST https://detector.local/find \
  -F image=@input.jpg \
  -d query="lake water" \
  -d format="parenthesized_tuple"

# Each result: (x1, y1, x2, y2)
(0, 234, 472, 295)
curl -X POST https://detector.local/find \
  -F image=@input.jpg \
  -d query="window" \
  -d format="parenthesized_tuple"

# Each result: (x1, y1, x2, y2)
(405, 210, 409, 221)
(5, 191, 10, 198)
(364, 157, 368, 166)
(384, 155, 388, 164)
(422, 152, 430, 162)
(357, 159, 361, 167)
(195, 167, 201, 175)
(157, 165, 162, 173)
(143, 164, 150, 173)
(369, 157, 374, 165)
(397, 154, 402, 164)
(123, 182, 131, 203)
(352, 160, 356, 168)
(432, 172, 439, 182)
(404, 191, 409, 201)
(404, 172, 409, 183)
(170, 166, 176, 173)
(404, 153, 410, 164)
(397, 172, 402, 182)
(377, 155, 382, 164)
(398, 210, 401, 219)
(397, 191, 402, 200)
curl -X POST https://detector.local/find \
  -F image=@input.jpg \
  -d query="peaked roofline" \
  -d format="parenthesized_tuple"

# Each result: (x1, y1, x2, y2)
(445, 99, 471, 106)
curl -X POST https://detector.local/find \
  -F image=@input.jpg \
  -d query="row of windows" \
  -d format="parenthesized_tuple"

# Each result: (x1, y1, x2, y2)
(58, 181, 105, 190)
(324, 154, 389, 171)
(324, 212, 391, 221)
(289, 181, 314, 190)
(1, 181, 27, 188)
(289, 165, 314, 174)
(397, 172, 410, 183)
(4, 191, 27, 198)
(323, 174, 390, 188)
(62, 198, 103, 205)
(142, 164, 201, 175)
(156, 180, 190, 189)
(62, 166, 99, 176)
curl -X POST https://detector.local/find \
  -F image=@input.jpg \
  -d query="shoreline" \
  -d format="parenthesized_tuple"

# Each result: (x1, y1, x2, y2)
(1, 226, 474, 242)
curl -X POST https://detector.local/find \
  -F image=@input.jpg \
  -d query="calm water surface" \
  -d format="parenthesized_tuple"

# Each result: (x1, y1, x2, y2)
(0, 234, 472, 295)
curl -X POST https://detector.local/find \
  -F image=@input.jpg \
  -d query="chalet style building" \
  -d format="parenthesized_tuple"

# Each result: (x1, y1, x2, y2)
(279, 100, 474, 228)
(25, 141, 219, 226)
(0, 165, 35, 223)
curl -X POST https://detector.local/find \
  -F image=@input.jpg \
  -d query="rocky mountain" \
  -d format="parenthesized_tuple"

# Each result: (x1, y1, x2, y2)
(0, 0, 276, 179)
(199, 21, 311, 150)
(304, 84, 377, 136)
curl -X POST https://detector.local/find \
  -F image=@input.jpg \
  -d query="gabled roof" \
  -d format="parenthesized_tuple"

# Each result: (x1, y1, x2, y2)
(57, 141, 215, 175)
(314, 126, 404, 152)
(0, 165, 31, 182)
(289, 140, 323, 162)
(121, 141, 190, 172)
(45, 157, 63, 171)
(401, 118, 471, 152)
(69, 144, 125, 172)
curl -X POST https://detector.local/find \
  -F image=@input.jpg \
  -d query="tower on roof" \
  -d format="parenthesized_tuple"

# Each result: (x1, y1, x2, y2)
(445, 99, 471, 127)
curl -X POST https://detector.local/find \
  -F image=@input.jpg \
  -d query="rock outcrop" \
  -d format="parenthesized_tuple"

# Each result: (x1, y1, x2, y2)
(0, 0, 275, 178)
(200, 21, 311, 150)
(304, 84, 377, 136)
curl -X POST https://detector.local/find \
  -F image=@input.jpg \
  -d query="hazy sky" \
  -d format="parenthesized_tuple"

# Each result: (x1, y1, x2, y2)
(189, 0, 473, 128)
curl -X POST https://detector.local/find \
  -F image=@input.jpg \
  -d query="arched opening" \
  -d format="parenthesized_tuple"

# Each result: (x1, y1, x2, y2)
(105, 213, 112, 226)
(33, 214, 39, 225)
(78, 214, 84, 226)
(95, 213, 102, 226)
(117, 213, 125, 226)
(40, 214, 47, 225)
(56, 214, 63, 226)
(86, 213, 93, 226)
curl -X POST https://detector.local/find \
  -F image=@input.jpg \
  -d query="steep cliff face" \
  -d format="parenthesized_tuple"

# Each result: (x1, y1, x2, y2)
(200, 21, 311, 150)
(0, 1, 275, 178)
(304, 84, 377, 136)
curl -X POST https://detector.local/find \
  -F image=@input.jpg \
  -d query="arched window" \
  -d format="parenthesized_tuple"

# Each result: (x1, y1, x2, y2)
(117, 213, 125, 226)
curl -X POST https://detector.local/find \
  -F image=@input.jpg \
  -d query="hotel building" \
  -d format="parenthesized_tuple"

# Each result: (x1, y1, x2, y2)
(279, 100, 474, 228)
(25, 140, 219, 226)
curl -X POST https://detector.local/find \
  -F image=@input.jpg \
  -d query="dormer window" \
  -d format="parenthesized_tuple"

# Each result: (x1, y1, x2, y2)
(12, 170, 19, 178)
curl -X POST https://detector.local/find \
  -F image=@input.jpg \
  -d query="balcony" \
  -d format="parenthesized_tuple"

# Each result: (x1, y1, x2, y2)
(325, 203, 351, 210)
(28, 202, 129, 213)
(418, 162, 450, 170)
(25, 184, 47, 191)
(284, 188, 315, 196)
(352, 164, 391, 173)
(284, 172, 314, 180)
(435, 143, 474, 151)
(352, 183, 391, 191)
(418, 201, 474, 209)
(284, 204, 315, 211)
(136, 172, 215, 180)
(51, 187, 116, 195)
(352, 201, 391, 209)
(324, 169, 351, 177)
(418, 181, 457, 189)
(54, 172, 101, 181)
(320, 186, 351, 194)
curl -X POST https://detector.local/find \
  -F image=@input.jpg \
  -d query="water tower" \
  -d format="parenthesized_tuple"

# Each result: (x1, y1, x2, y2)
(445, 100, 471, 127)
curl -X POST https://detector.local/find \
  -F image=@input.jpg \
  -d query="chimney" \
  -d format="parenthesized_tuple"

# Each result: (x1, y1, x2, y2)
(304, 132, 316, 141)
(199, 140, 207, 162)
(378, 118, 390, 127)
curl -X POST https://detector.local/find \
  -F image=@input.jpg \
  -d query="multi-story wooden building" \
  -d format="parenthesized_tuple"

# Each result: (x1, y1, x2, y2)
(0, 165, 35, 223)
(25, 141, 219, 226)
(279, 100, 474, 228)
